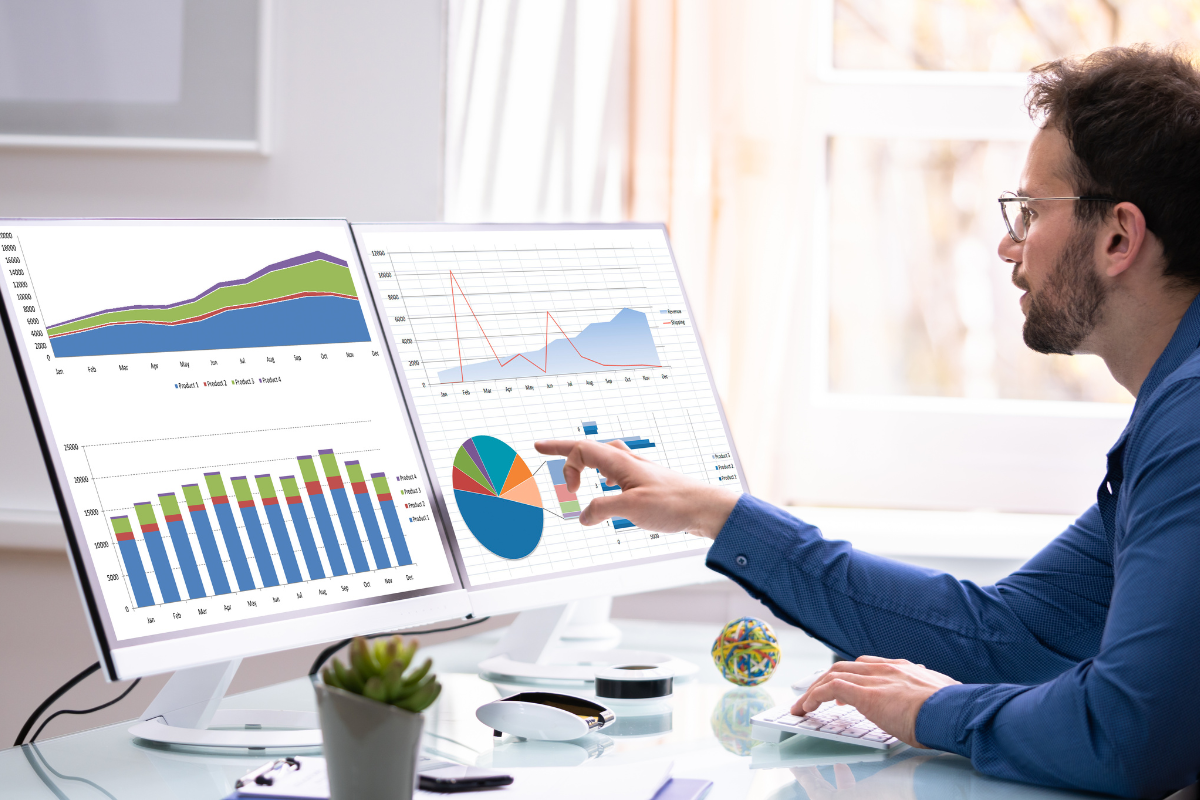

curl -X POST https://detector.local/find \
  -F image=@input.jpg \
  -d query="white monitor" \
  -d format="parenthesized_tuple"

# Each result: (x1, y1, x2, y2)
(0, 219, 469, 684)
(350, 223, 747, 623)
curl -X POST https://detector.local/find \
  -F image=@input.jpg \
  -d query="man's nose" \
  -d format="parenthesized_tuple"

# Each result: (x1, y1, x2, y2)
(998, 231, 1021, 265)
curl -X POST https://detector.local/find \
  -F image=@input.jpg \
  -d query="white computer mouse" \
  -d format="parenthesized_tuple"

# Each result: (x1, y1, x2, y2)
(476, 691, 615, 741)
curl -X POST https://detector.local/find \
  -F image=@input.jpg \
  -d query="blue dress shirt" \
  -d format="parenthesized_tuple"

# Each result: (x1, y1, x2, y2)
(706, 294, 1200, 797)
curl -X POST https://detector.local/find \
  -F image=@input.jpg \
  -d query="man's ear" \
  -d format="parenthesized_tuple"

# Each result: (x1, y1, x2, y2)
(1101, 202, 1148, 279)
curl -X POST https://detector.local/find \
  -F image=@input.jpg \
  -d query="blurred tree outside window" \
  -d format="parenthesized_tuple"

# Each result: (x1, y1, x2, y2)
(825, 0, 1200, 405)
(834, 0, 1200, 72)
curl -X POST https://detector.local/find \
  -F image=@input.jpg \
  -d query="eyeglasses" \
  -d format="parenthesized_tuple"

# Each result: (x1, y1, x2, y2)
(998, 191, 1120, 242)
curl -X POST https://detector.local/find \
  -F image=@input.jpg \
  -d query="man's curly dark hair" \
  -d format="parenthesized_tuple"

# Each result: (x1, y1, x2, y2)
(1026, 44, 1200, 286)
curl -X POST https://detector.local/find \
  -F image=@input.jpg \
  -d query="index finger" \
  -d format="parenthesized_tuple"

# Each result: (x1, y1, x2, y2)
(533, 439, 634, 492)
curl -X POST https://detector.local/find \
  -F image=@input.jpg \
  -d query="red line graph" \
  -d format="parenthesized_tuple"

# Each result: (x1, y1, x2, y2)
(445, 270, 661, 384)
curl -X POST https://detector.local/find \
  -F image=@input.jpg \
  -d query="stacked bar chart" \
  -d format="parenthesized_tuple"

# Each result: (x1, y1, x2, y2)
(613, 518, 636, 530)
(546, 459, 581, 519)
(582, 421, 598, 435)
(111, 515, 154, 608)
(369, 472, 413, 566)
(107, 448, 415, 608)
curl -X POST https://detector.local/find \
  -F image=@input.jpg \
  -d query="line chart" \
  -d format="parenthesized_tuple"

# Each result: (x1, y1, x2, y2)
(364, 228, 739, 587)
(441, 270, 662, 384)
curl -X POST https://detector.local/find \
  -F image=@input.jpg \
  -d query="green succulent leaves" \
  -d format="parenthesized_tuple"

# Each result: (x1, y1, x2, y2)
(321, 636, 442, 713)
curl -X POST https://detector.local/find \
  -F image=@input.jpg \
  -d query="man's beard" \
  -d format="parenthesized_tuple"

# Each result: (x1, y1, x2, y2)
(1015, 228, 1108, 355)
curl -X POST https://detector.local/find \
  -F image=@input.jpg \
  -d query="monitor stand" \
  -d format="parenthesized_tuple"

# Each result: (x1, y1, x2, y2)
(477, 598, 698, 685)
(127, 659, 321, 749)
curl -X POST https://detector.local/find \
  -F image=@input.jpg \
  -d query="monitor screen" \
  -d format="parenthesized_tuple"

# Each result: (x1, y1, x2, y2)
(352, 224, 746, 610)
(0, 219, 466, 678)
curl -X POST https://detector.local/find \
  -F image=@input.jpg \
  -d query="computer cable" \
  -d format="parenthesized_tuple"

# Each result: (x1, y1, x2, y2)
(15, 661, 99, 747)
(16, 616, 491, 747)
(15, 661, 144, 747)
(308, 615, 492, 676)
(28, 678, 142, 744)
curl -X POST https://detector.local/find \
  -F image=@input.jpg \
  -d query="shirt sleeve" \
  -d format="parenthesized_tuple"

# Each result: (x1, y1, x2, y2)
(916, 381, 1200, 797)
(705, 495, 1104, 685)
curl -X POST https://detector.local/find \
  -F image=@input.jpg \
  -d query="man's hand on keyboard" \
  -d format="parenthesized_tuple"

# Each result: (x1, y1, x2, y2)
(791, 656, 961, 748)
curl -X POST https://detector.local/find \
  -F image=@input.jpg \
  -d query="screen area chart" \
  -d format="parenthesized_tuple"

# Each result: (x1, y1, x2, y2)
(0, 222, 455, 642)
(359, 226, 742, 587)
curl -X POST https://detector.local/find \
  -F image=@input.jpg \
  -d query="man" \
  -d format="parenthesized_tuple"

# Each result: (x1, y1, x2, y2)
(536, 45, 1200, 797)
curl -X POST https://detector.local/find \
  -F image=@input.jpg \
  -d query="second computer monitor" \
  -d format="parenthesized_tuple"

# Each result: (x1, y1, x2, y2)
(352, 223, 747, 616)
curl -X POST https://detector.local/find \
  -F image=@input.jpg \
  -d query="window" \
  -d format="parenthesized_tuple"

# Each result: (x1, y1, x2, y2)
(448, 0, 1200, 515)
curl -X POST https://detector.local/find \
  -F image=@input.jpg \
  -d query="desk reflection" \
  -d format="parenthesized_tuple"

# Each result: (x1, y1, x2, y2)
(711, 687, 773, 756)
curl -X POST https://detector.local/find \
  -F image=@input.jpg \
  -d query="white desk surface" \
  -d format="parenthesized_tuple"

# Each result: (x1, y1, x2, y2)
(1, 619, 1109, 799)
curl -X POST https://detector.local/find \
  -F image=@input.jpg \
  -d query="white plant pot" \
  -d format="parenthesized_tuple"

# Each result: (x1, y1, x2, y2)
(314, 682, 425, 800)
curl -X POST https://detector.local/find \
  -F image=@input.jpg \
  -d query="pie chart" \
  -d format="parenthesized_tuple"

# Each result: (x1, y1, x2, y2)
(452, 435, 544, 559)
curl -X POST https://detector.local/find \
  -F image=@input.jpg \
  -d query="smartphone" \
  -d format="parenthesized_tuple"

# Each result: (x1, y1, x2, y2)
(418, 771, 513, 793)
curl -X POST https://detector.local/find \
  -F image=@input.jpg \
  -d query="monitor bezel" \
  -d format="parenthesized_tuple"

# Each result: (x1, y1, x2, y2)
(350, 221, 749, 614)
(0, 218, 470, 680)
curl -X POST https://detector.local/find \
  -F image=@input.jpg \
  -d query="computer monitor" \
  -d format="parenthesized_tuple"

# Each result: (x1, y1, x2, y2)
(350, 223, 748, 679)
(0, 218, 469, 745)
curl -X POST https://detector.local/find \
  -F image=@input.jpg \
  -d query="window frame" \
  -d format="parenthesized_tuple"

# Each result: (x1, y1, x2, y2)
(785, 1, 1130, 515)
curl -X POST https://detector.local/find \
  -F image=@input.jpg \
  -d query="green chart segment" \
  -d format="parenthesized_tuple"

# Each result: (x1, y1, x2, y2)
(45, 252, 372, 357)
(451, 435, 544, 560)
(107, 448, 415, 607)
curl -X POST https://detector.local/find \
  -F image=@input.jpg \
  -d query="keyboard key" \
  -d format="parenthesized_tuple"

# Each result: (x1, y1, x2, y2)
(777, 715, 803, 726)
(862, 732, 892, 742)
(819, 724, 849, 733)
(798, 720, 824, 730)
(840, 727, 871, 738)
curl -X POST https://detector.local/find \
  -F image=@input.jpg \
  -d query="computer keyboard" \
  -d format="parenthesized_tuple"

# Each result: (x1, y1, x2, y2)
(750, 701, 906, 751)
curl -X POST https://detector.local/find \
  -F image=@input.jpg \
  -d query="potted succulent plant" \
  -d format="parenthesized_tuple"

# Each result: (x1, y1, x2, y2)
(315, 635, 442, 800)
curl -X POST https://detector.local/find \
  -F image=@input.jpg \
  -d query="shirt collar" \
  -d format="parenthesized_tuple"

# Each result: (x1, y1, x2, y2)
(1110, 291, 1200, 453)
(1135, 291, 1200, 405)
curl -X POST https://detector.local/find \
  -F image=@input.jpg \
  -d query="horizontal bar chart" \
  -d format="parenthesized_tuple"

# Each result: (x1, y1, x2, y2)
(613, 518, 635, 530)
(601, 435, 655, 450)
(109, 448, 414, 607)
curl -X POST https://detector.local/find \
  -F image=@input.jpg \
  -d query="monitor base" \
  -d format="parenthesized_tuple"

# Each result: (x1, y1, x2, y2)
(128, 659, 321, 749)
(478, 601, 698, 685)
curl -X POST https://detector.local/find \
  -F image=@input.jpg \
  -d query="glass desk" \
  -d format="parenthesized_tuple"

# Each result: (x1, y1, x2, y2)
(0, 620, 1121, 799)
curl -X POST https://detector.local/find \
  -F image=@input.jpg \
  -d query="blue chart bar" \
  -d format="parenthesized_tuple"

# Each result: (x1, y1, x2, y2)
(601, 435, 655, 450)
(601, 479, 622, 492)
(157, 493, 206, 600)
(613, 518, 635, 530)
(255, 475, 304, 584)
(279, 476, 327, 579)
(133, 503, 180, 604)
(181, 484, 232, 595)
(346, 461, 391, 569)
(582, 421, 598, 435)
(372, 472, 413, 567)
(230, 477, 279, 588)
(204, 472, 257, 591)
(112, 515, 155, 608)
(298, 456, 349, 577)
(318, 450, 370, 574)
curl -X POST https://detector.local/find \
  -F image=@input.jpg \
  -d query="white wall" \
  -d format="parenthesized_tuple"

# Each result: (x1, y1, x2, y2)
(0, 0, 446, 530)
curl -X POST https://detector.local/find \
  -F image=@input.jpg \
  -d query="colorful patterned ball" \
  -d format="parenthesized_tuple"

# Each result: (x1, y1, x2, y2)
(711, 616, 780, 686)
